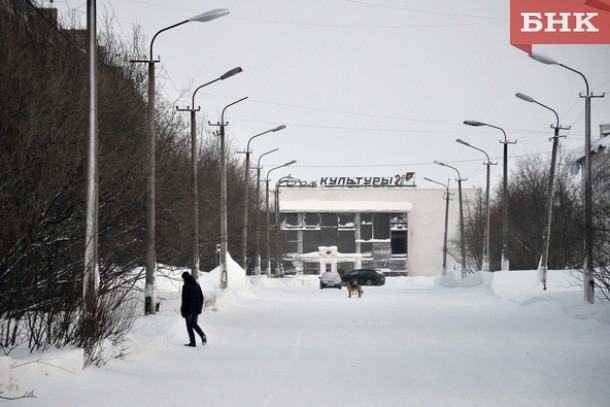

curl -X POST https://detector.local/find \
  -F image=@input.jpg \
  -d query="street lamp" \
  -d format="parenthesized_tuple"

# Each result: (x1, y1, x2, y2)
(434, 161, 467, 277)
(529, 53, 604, 303)
(254, 148, 279, 275)
(266, 160, 297, 277)
(423, 177, 452, 276)
(176, 67, 242, 281)
(131, 8, 230, 314)
(83, 0, 98, 348)
(275, 175, 300, 276)
(515, 92, 570, 290)
(464, 120, 515, 271)
(456, 139, 496, 272)
(215, 96, 248, 289)
(240, 125, 286, 273)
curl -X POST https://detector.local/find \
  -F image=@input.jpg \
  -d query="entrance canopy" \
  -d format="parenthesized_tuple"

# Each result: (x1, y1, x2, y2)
(279, 187, 414, 213)
(297, 246, 362, 274)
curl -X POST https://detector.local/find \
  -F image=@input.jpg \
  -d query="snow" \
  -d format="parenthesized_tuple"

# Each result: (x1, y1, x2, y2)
(566, 134, 610, 173)
(3, 265, 610, 406)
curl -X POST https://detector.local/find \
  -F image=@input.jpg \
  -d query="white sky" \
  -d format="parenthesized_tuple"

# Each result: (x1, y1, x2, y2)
(48, 0, 610, 189)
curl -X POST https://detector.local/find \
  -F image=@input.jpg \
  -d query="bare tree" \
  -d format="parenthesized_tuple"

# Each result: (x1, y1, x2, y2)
(455, 155, 584, 272)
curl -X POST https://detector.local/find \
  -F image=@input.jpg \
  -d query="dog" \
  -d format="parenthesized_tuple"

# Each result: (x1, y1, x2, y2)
(346, 279, 363, 298)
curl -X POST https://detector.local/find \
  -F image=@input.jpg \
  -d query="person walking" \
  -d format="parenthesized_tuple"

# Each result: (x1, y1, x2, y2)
(180, 272, 207, 347)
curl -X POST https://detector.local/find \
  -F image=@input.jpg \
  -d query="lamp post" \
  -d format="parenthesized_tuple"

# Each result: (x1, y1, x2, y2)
(83, 0, 99, 349)
(131, 8, 230, 314)
(528, 53, 604, 303)
(516, 92, 570, 290)
(214, 97, 248, 289)
(240, 125, 286, 274)
(274, 175, 299, 276)
(176, 67, 242, 281)
(464, 121, 515, 271)
(266, 160, 297, 277)
(254, 148, 279, 275)
(434, 161, 467, 277)
(423, 177, 452, 276)
(456, 139, 496, 272)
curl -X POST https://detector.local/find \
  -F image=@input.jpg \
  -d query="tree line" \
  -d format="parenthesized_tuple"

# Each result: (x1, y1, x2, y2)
(0, 2, 263, 362)
(453, 154, 610, 300)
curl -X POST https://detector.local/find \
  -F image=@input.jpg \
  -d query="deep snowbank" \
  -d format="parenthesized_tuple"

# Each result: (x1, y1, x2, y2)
(2, 267, 609, 405)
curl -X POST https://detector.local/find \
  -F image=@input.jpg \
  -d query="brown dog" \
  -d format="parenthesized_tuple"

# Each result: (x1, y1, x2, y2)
(346, 279, 363, 298)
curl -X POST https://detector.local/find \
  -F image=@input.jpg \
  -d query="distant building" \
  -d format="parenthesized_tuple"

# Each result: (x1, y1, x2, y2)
(567, 124, 610, 265)
(275, 175, 479, 277)
(567, 124, 610, 176)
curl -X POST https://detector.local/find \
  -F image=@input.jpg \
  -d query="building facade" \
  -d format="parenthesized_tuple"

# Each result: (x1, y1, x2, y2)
(276, 178, 479, 277)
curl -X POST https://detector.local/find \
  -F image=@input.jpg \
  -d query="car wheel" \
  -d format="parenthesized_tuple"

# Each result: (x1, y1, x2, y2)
(366, 280, 373, 286)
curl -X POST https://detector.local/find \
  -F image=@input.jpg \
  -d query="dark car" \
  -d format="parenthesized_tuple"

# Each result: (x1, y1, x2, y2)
(341, 269, 386, 286)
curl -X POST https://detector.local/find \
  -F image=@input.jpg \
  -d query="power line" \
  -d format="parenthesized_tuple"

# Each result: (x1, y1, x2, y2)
(24, 0, 86, 55)
(228, 16, 502, 30)
(345, 0, 506, 21)
(289, 150, 554, 170)
(201, 93, 554, 135)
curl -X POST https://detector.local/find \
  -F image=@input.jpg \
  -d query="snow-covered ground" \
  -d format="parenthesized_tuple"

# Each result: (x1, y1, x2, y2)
(3, 261, 610, 406)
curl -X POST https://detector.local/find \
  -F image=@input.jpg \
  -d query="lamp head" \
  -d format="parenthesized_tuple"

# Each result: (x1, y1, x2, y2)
(434, 160, 445, 167)
(515, 92, 535, 103)
(272, 125, 287, 132)
(188, 9, 230, 23)
(464, 120, 485, 127)
(286, 160, 297, 165)
(220, 66, 242, 80)
(456, 138, 470, 146)
(528, 52, 559, 65)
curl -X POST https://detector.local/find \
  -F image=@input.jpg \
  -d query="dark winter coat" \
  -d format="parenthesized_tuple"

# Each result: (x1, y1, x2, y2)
(181, 274, 204, 318)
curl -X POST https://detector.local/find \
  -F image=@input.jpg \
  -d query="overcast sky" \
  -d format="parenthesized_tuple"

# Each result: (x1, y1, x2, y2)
(49, 0, 610, 190)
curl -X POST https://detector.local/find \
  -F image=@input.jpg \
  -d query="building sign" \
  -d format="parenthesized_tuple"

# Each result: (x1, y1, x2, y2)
(320, 172, 415, 187)
(510, 0, 610, 53)
(279, 173, 415, 188)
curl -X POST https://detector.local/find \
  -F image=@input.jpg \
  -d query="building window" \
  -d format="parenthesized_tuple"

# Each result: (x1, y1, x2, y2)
(284, 230, 299, 254)
(321, 213, 338, 227)
(391, 230, 407, 255)
(303, 230, 320, 253)
(361, 213, 372, 241)
(338, 213, 355, 230)
(338, 230, 355, 253)
(373, 213, 390, 240)
(390, 214, 407, 255)
(319, 213, 338, 247)
(282, 213, 301, 229)
(391, 214, 407, 231)
(304, 213, 320, 229)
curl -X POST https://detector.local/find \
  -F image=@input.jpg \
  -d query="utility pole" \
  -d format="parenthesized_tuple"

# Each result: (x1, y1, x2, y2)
(130, 8, 230, 313)
(516, 92, 569, 290)
(424, 177, 453, 276)
(253, 149, 279, 275)
(176, 68, 242, 280)
(83, 0, 99, 355)
(238, 125, 285, 274)
(209, 97, 248, 289)
(435, 161, 467, 277)
(528, 53, 605, 303)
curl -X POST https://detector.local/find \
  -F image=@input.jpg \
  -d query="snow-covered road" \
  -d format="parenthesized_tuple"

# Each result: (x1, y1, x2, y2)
(11, 270, 610, 406)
